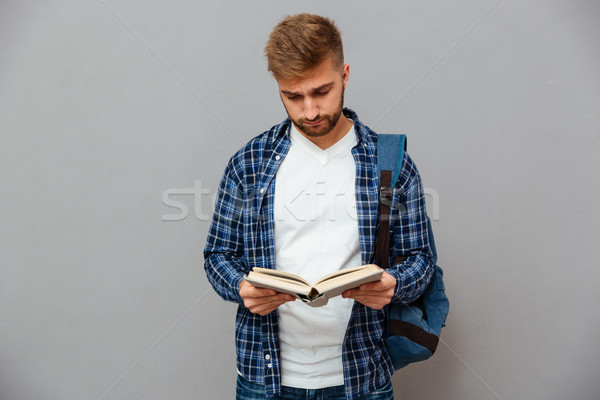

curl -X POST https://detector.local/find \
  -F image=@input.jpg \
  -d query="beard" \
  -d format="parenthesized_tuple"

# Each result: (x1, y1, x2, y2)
(288, 88, 345, 138)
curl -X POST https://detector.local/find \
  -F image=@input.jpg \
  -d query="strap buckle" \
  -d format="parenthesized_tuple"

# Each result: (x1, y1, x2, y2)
(379, 186, 393, 207)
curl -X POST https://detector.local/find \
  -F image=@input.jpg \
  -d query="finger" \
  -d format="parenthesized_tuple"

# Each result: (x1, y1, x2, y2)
(343, 289, 393, 305)
(347, 294, 392, 310)
(245, 293, 292, 308)
(359, 276, 396, 292)
(251, 301, 285, 316)
(351, 292, 392, 301)
(247, 295, 296, 315)
(345, 291, 393, 302)
(343, 286, 393, 297)
(244, 292, 295, 308)
(249, 287, 278, 297)
(240, 281, 277, 298)
(357, 282, 390, 292)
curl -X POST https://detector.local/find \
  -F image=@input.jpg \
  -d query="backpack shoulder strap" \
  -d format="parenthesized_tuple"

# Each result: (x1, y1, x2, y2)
(378, 133, 438, 265)
(375, 134, 407, 269)
(377, 134, 407, 189)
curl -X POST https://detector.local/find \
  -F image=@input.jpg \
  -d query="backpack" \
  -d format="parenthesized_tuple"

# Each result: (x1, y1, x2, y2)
(376, 134, 450, 371)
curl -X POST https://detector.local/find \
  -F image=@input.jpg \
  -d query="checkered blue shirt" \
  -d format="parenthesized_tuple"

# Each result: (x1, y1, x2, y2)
(204, 109, 434, 399)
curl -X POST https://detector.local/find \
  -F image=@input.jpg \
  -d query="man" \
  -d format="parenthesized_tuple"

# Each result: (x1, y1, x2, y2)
(204, 13, 434, 400)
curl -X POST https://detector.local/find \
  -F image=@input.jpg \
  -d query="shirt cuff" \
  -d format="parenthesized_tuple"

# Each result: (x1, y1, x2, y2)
(386, 268, 407, 304)
(231, 273, 246, 304)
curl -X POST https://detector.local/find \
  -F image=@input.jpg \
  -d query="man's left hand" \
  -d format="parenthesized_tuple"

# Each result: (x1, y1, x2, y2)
(342, 270, 396, 309)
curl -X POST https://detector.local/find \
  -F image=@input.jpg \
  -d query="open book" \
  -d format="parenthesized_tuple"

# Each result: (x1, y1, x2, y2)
(245, 264, 383, 308)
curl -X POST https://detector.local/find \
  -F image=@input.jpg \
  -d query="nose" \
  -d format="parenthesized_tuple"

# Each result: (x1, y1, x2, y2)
(304, 98, 319, 121)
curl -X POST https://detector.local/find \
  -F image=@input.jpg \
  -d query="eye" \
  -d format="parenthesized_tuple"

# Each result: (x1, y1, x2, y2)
(316, 90, 329, 96)
(286, 95, 299, 100)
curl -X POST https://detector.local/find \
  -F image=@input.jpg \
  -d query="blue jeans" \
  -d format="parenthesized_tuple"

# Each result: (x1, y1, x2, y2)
(236, 375, 394, 400)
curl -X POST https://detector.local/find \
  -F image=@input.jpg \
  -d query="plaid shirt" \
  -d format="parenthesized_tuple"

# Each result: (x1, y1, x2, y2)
(204, 109, 434, 399)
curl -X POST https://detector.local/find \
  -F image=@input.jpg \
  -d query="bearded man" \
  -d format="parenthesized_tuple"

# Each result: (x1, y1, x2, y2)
(204, 13, 434, 400)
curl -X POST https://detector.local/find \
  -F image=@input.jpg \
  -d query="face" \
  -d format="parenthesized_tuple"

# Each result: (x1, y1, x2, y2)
(277, 57, 349, 138)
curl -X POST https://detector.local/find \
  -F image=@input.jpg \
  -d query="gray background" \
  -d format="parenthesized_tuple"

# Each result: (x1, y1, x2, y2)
(1, 1, 599, 399)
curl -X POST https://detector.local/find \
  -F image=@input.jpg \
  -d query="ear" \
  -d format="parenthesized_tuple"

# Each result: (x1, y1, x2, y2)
(342, 63, 350, 89)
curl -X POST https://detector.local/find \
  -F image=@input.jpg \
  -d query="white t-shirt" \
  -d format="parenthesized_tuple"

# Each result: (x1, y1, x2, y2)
(274, 123, 361, 389)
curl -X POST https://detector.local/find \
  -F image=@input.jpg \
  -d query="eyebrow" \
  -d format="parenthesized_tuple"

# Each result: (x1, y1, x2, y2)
(280, 82, 334, 96)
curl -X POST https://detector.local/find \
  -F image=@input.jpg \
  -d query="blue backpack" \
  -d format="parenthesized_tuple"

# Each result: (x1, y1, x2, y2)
(376, 134, 450, 371)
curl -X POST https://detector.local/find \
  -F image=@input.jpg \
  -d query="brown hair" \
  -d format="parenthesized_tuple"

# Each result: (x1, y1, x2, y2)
(265, 13, 344, 80)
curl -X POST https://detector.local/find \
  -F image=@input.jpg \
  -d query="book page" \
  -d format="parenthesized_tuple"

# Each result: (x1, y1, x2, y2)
(314, 264, 378, 286)
(249, 267, 311, 286)
(313, 265, 382, 298)
(245, 268, 313, 299)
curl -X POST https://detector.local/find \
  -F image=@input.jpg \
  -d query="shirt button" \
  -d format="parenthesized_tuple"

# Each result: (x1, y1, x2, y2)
(265, 354, 271, 360)
(267, 363, 273, 369)
(260, 188, 265, 193)
(275, 155, 281, 160)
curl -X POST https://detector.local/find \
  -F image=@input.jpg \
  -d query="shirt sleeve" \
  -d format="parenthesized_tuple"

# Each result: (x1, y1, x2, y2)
(386, 153, 435, 304)
(203, 158, 246, 304)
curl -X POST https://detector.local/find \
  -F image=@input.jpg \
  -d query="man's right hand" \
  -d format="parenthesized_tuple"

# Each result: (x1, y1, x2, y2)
(239, 280, 296, 316)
